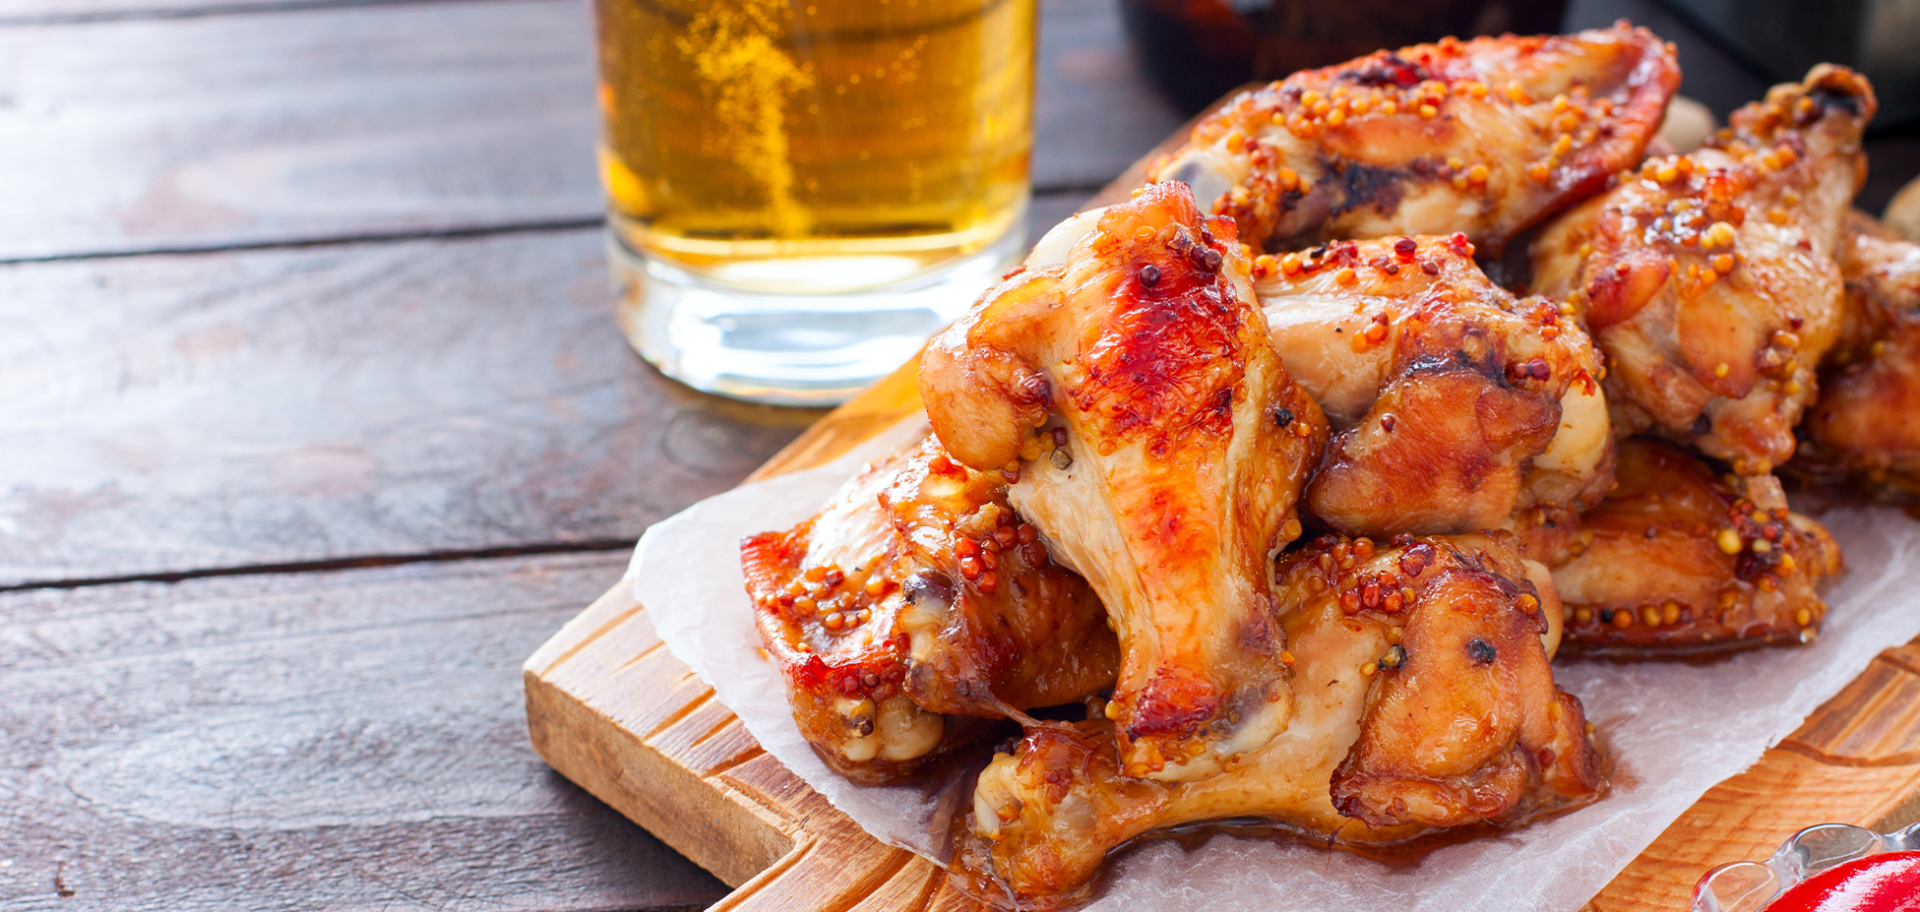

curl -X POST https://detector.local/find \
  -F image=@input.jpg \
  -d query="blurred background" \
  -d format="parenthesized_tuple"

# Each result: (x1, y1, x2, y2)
(1117, 0, 1920, 211)
(1124, 0, 1920, 130)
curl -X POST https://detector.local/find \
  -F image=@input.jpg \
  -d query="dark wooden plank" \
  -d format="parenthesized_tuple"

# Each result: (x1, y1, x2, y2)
(1030, 0, 1184, 192)
(0, 228, 820, 587)
(0, 549, 729, 911)
(0, 0, 599, 262)
(0, 0, 430, 26)
(0, 0, 1176, 261)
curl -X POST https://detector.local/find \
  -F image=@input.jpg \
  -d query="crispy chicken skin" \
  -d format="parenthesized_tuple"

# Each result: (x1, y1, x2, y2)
(1551, 438, 1841, 655)
(1149, 23, 1677, 255)
(1800, 212, 1920, 492)
(1531, 66, 1877, 475)
(742, 437, 1119, 783)
(1252, 234, 1614, 558)
(1829, 212, 1920, 358)
(958, 534, 1601, 908)
(921, 182, 1330, 782)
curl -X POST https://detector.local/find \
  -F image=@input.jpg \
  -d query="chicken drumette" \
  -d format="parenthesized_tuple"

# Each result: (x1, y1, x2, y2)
(959, 533, 1601, 907)
(1150, 23, 1677, 255)
(743, 437, 1119, 782)
(1799, 212, 1920, 493)
(1531, 65, 1877, 475)
(1252, 233, 1613, 561)
(921, 181, 1330, 782)
(1551, 437, 1841, 654)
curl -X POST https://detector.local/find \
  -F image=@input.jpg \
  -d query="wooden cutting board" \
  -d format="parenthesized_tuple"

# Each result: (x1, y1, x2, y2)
(523, 122, 1920, 912)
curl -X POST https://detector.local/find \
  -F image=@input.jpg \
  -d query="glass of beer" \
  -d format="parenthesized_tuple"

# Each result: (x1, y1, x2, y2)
(596, 0, 1038, 405)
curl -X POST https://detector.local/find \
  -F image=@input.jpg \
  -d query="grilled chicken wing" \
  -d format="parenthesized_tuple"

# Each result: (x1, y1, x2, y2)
(1800, 212, 1920, 492)
(959, 533, 1601, 907)
(921, 182, 1330, 782)
(1149, 23, 1677, 255)
(1551, 437, 1841, 655)
(743, 437, 1119, 782)
(1252, 234, 1613, 559)
(1531, 66, 1876, 475)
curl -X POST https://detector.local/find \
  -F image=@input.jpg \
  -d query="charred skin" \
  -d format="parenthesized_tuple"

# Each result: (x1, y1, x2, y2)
(957, 533, 1601, 907)
(1552, 438, 1842, 655)
(1532, 65, 1876, 474)
(1253, 234, 1614, 559)
(921, 181, 1330, 782)
(742, 437, 1119, 783)
(1799, 212, 1920, 494)
(1149, 23, 1678, 255)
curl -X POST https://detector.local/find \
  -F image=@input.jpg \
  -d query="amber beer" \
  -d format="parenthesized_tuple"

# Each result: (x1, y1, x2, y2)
(596, 0, 1036, 295)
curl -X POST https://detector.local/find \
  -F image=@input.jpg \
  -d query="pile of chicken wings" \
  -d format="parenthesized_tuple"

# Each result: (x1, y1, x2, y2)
(740, 22, 1910, 908)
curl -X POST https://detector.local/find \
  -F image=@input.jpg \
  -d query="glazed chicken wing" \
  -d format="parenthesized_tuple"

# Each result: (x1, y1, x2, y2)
(1830, 212, 1920, 351)
(921, 182, 1330, 782)
(1253, 233, 1613, 560)
(1531, 65, 1877, 474)
(1149, 22, 1677, 255)
(1552, 437, 1841, 655)
(959, 533, 1601, 907)
(743, 437, 1119, 782)
(1800, 212, 1920, 493)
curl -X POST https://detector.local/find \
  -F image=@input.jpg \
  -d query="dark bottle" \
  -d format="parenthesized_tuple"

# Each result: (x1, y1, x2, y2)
(1119, 0, 1569, 114)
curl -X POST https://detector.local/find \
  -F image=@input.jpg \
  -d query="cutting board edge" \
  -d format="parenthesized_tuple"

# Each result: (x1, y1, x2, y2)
(525, 660, 801, 888)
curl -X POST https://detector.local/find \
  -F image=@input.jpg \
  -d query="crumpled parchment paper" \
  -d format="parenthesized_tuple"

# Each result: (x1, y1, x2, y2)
(635, 413, 1920, 911)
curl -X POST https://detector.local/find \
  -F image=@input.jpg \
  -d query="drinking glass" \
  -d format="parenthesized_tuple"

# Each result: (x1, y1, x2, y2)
(596, 0, 1038, 404)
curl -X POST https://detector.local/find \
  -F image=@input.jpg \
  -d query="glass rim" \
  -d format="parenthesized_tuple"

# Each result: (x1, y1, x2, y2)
(1692, 821, 1920, 912)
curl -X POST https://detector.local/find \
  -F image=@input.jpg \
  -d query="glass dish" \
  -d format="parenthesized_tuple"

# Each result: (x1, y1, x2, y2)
(1693, 821, 1920, 911)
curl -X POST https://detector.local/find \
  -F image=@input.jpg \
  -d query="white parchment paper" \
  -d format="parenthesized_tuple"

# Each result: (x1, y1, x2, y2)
(635, 415, 1920, 910)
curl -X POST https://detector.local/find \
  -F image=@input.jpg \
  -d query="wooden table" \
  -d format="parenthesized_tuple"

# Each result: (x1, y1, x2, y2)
(2, 0, 1913, 909)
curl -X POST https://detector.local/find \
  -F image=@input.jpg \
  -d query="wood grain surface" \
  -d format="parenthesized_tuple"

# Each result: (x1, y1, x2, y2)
(0, 0, 430, 25)
(1586, 641, 1920, 911)
(0, 0, 1181, 587)
(12, 0, 1920, 909)
(0, 0, 600, 261)
(0, 0, 1180, 905)
(0, 551, 731, 910)
(531, 357, 1920, 912)
(0, 0, 1179, 261)
(0, 229, 818, 587)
